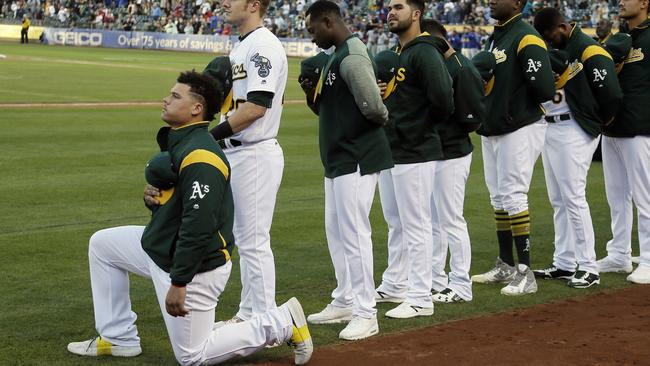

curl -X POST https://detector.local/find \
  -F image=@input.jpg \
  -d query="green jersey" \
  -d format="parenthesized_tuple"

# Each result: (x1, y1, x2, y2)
(384, 34, 454, 164)
(604, 18, 650, 137)
(478, 14, 555, 136)
(315, 35, 393, 178)
(141, 122, 234, 286)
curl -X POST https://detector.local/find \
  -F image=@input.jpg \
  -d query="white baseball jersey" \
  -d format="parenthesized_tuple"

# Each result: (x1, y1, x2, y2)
(542, 89, 571, 116)
(223, 27, 288, 143)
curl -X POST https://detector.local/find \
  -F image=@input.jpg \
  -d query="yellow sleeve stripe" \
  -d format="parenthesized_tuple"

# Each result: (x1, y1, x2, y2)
(517, 35, 547, 54)
(180, 149, 229, 180)
(581, 45, 612, 63)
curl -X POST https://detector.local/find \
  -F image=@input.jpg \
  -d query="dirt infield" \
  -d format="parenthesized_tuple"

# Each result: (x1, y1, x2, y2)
(266, 285, 650, 366)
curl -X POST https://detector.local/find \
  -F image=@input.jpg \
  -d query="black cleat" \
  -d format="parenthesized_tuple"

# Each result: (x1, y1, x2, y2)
(533, 265, 575, 280)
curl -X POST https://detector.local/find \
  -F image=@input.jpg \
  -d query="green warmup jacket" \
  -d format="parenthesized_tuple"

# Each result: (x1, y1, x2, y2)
(141, 121, 235, 286)
(604, 18, 650, 137)
(315, 35, 393, 178)
(478, 13, 555, 136)
(385, 33, 454, 164)
(438, 50, 485, 159)
(560, 25, 622, 136)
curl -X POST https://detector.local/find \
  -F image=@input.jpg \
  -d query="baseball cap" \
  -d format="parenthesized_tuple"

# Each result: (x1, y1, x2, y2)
(603, 32, 632, 73)
(471, 51, 496, 82)
(204, 56, 233, 115)
(374, 50, 400, 99)
(548, 49, 570, 89)
(145, 151, 177, 190)
(299, 51, 329, 86)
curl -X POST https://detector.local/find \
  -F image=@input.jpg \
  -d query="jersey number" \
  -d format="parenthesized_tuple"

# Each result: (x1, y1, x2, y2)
(552, 91, 563, 105)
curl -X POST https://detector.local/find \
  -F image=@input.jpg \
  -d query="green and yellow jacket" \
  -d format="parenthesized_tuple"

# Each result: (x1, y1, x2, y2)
(604, 18, 650, 137)
(559, 25, 622, 136)
(479, 14, 555, 136)
(385, 33, 454, 164)
(141, 121, 234, 286)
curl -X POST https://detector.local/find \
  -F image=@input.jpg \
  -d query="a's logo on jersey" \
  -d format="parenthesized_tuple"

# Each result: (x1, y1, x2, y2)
(593, 68, 607, 83)
(250, 53, 272, 77)
(492, 48, 507, 64)
(190, 181, 210, 200)
(325, 70, 336, 86)
(624, 47, 644, 64)
(526, 59, 542, 73)
(232, 63, 247, 80)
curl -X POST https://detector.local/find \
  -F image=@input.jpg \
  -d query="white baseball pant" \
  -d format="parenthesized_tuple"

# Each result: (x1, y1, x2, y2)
(324, 168, 379, 318)
(225, 139, 284, 320)
(88, 226, 292, 366)
(378, 162, 436, 308)
(542, 118, 600, 273)
(481, 120, 547, 215)
(602, 135, 650, 267)
(431, 153, 473, 301)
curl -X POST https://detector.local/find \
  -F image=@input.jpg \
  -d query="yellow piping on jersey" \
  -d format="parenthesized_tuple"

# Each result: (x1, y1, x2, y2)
(218, 231, 230, 261)
(158, 187, 175, 205)
(220, 89, 233, 115)
(484, 76, 495, 96)
(171, 121, 209, 130)
(180, 149, 229, 180)
(517, 35, 547, 54)
(581, 45, 612, 62)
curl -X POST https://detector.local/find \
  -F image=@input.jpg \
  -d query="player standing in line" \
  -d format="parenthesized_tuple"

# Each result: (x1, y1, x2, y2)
(597, 0, 650, 283)
(209, 0, 288, 322)
(374, 0, 454, 318)
(470, 0, 555, 295)
(420, 19, 485, 303)
(532, 8, 622, 288)
(67, 71, 312, 365)
(300, 0, 392, 340)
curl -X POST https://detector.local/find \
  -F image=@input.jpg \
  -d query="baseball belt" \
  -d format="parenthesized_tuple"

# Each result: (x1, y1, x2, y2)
(218, 139, 243, 150)
(544, 113, 571, 123)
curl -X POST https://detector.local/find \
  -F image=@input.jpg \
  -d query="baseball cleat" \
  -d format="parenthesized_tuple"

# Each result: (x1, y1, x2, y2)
(471, 257, 516, 283)
(307, 304, 353, 324)
(533, 265, 575, 280)
(284, 297, 313, 365)
(385, 302, 434, 319)
(627, 265, 650, 284)
(501, 264, 538, 296)
(597, 256, 633, 273)
(567, 270, 600, 288)
(432, 288, 466, 303)
(374, 290, 405, 304)
(632, 256, 641, 264)
(67, 337, 141, 357)
(338, 316, 379, 341)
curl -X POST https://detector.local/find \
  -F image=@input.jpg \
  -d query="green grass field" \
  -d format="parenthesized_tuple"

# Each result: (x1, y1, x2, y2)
(0, 40, 639, 365)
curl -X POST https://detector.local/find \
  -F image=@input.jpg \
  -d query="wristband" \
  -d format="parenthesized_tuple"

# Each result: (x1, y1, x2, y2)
(210, 118, 234, 140)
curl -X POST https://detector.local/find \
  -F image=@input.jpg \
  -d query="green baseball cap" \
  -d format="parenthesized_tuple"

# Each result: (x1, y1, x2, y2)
(471, 51, 496, 82)
(604, 32, 632, 73)
(204, 56, 233, 114)
(374, 50, 400, 99)
(145, 151, 177, 189)
(299, 51, 330, 85)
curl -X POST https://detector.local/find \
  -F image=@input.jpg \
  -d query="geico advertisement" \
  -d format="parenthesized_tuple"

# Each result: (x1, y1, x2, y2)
(46, 29, 103, 46)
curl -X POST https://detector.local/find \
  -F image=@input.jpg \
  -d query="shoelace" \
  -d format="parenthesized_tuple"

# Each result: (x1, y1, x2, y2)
(509, 271, 527, 287)
(85, 337, 98, 352)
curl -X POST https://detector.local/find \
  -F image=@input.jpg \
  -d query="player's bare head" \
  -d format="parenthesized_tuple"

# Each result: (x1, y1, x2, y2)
(162, 71, 222, 125)
(420, 18, 447, 39)
(387, 0, 424, 34)
(221, 0, 269, 25)
(533, 7, 570, 49)
(596, 19, 613, 39)
(489, 0, 526, 22)
(305, 0, 343, 49)
(619, 0, 649, 20)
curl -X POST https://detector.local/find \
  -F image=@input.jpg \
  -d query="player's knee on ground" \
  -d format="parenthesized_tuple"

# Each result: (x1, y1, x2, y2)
(173, 348, 202, 366)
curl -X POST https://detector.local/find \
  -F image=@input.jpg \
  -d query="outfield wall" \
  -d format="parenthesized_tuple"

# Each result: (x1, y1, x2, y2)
(0, 24, 45, 40)
(38, 27, 320, 57)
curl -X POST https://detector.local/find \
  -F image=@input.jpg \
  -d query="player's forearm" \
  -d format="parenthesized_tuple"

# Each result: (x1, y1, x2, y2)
(228, 102, 267, 133)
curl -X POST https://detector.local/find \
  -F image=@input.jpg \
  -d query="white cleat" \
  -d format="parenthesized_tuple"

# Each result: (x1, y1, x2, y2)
(627, 265, 650, 284)
(338, 316, 379, 341)
(67, 337, 141, 357)
(632, 256, 641, 264)
(597, 256, 633, 273)
(471, 257, 516, 283)
(501, 264, 538, 296)
(374, 290, 405, 304)
(385, 302, 434, 319)
(307, 304, 353, 324)
(284, 297, 313, 365)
